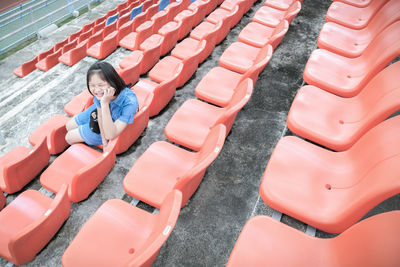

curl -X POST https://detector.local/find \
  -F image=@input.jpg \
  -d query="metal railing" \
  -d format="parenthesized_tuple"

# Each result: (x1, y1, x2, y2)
(0, 0, 101, 55)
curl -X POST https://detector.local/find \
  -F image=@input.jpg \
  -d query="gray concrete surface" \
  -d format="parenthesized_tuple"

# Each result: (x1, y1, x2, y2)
(0, 0, 399, 266)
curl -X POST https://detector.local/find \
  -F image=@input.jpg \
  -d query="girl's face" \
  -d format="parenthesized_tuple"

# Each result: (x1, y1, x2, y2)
(88, 73, 110, 100)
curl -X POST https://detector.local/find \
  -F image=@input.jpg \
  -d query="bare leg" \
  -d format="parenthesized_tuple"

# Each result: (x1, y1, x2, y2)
(65, 128, 84, 145)
(66, 118, 78, 131)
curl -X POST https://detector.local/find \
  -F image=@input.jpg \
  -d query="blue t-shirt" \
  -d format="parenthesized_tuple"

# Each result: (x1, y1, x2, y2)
(92, 87, 139, 124)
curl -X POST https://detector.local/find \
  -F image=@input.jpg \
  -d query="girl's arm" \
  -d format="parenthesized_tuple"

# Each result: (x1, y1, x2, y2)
(97, 107, 108, 148)
(99, 87, 128, 140)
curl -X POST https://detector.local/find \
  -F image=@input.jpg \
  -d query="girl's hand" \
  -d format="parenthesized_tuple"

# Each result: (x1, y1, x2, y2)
(101, 87, 115, 104)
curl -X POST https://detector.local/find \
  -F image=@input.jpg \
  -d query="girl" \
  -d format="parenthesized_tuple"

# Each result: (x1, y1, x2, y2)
(65, 61, 138, 148)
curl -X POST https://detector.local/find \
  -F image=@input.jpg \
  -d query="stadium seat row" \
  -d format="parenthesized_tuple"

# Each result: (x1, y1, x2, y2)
(228, 1, 400, 265)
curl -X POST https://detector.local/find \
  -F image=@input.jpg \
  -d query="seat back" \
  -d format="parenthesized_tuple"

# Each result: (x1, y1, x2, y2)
(241, 44, 273, 84)
(82, 21, 95, 32)
(270, 19, 289, 49)
(284, 1, 301, 23)
(2, 137, 50, 194)
(216, 79, 253, 131)
(174, 124, 226, 194)
(130, 3, 143, 20)
(54, 37, 69, 51)
(9, 184, 71, 266)
(146, 3, 160, 19)
(92, 21, 106, 34)
(368, 0, 400, 35)
(104, 22, 117, 37)
(114, 92, 153, 154)
(362, 21, 400, 71)
(333, 211, 400, 266)
(118, 13, 131, 28)
(126, 190, 182, 267)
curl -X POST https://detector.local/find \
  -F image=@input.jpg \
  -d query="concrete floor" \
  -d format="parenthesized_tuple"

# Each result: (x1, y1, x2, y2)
(0, 0, 399, 266)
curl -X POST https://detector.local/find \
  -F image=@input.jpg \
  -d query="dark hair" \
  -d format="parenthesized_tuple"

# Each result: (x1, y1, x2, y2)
(86, 61, 127, 97)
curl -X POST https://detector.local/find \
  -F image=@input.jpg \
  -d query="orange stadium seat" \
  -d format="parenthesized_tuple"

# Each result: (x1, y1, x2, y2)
(40, 139, 117, 203)
(220, 0, 249, 26)
(158, 20, 182, 56)
(87, 22, 118, 59)
(149, 39, 206, 87)
(260, 115, 400, 233)
(62, 190, 182, 267)
(206, 6, 239, 44)
(318, 0, 400, 58)
(13, 56, 38, 78)
(64, 89, 93, 116)
(117, 7, 146, 42)
(174, 8, 196, 40)
(332, 0, 372, 8)
(188, 0, 209, 26)
(303, 21, 400, 97)
(165, 79, 253, 151)
(325, 0, 389, 29)
(119, 20, 154, 50)
(189, 20, 222, 62)
(123, 124, 226, 208)
(151, 9, 168, 33)
(138, 34, 164, 74)
(54, 37, 69, 51)
(195, 48, 272, 107)
(227, 212, 400, 266)
(116, 59, 141, 85)
(0, 184, 70, 266)
(146, 3, 160, 19)
(287, 60, 400, 151)
(36, 48, 62, 71)
(253, 1, 301, 27)
(238, 19, 289, 49)
(219, 42, 273, 74)
(29, 114, 70, 155)
(112, 91, 153, 154)
(0, 137, 49, 194)
(61, 39, 77, 54)
(133, 63, 182, 116)
(264, 0, 303, 11)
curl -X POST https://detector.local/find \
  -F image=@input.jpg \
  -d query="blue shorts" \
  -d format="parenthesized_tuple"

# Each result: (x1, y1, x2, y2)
(74, 105, 102, 146)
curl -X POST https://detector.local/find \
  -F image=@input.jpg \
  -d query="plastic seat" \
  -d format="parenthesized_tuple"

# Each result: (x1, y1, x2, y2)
(195, 49, 272, 107)
(227, 212, 400, 267)
(333, 0, 372, 8)
(252, 1, 301, 27)
(260, 114, 400, 233)
(35, 49, 62, 71)
(264, 0, 301, 11)
(142, 0, 153, 12)
(0, 185, 70, 266)
(133, 63, 182, 116)
(94, 16, 106, 25)
(303, 21, 400, 97)
(238, 20, 288, 49)
(69, 29, 83, 42)
(0, 190, 4, 210)
(219, 0, 247, 26)
(82, 21, 95, 32)
(13, 56, 38, 78)
(123, 124, 225, 208)
(92, 21, 106, 35)
(318, 0, 400, 58)
(165, 79, 253, 151)
(119, 20, 154, 50)
(112, 92, 153, 154)
(29, 114, 69, 155)
(325, 0, 389, 30)
(116, 59, 141, 85)
(165, 0, 181, 21)
(287, 61, 400, 151)
(62, 40, 77, 54)
(151, 9, 168, 33)
(174, 8, 196, 40)
(206, 6, 239, 44)
(158, 20, 182, 56)
(117, 8, 146, 42)
(62, 190, 181, 267)
(54, 37, 69, 51)
(146, 3, 160, 20)
(105, 12, 119, 25)
(0, 137, 49, 194)
(219, 42, 273, 74)
(64, 89, 93, 116)
(77, 29, 92, 44)
(117, 13, 130, 29)
(40, 139, 117, 203)
(149, 39, 206, 87)
(188, 0, 209, 26)
(87, 32, 118, 59)
(138, 34, 164, 74)
(189, 20, 222, 62)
